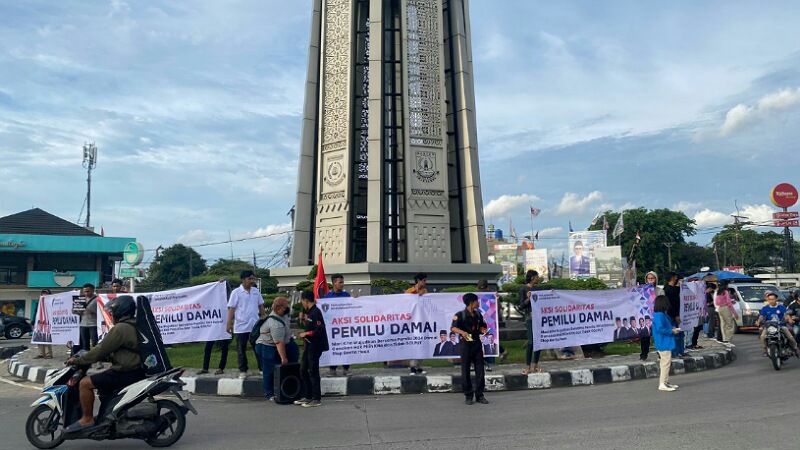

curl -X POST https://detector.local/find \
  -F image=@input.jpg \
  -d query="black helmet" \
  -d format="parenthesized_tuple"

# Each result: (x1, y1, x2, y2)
(793, 288, 800, 299)
(105, 295, 136, 322)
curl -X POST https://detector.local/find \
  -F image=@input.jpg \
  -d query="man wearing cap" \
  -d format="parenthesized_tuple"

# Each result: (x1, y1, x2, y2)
(452, 293, 489, 405)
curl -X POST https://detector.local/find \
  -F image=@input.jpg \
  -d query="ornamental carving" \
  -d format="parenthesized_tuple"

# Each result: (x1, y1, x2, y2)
(322, 0, 352, 146)
(406, 0, 443, 141)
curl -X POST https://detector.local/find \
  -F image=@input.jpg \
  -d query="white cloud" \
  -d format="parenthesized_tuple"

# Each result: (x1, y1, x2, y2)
(177, 230, 214, 245)
(236, 223, 292, 240)
(739, 204, 777, 226)
(554, 191, 603, 216)
(484, 194, 541, 219)
(537, 227, 563, 237)
(693, 209, 731, 228)
(672, 201, 704, 213)
(720, 87, 800, 137)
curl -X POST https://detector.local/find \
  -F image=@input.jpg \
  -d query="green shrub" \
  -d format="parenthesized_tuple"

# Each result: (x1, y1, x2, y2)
(440, 285, 478, 293)
(371, 278, 410, 294)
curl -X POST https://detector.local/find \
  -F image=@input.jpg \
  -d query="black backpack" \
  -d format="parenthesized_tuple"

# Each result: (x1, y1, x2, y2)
(249, 316, 284, 348)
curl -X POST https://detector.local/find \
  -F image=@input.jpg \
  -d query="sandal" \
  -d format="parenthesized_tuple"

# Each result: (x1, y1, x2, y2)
(44, 355, 53, 359)
(521, 366, 531, 375)
(532, 366, 544, 373)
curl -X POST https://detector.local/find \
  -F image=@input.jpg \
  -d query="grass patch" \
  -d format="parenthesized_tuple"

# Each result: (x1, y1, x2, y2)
(166, 339, 645, 369)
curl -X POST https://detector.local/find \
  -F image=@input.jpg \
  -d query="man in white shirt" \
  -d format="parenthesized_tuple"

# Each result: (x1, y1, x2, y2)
(227, 270, 266, 379)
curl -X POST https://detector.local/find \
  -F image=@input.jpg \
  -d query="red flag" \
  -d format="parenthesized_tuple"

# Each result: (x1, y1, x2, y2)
(313, 250, 329, 299)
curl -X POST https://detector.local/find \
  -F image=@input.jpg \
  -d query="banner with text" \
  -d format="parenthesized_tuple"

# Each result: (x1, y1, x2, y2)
(99, 282, 229, 344)
(318, 293, 499, 366)
(532, 285, 656, 350)
(679, 280, 706, 332)
(31, 293, 80, 345)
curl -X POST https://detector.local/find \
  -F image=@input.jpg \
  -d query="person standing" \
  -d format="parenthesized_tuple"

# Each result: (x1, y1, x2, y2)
(786, 289, 800, 337)
(325, 273, 351, 377)
(714, 282, 738, 348)
(111, 278, 126, 294)
(519, 270, 543, 374)
(255, 297, 300, 401)
(405, 273, 428, 375)
(640, 272, 664, 360)
(226, 270, 266, 379)
(652, 295, 681, 392)
(295, 290, 329, 408)
(476, 279, 508, 360)
(662, 272, 686, 357)
(704, 282, 718, 340)
(199, 279, 232, 375)
(452, 293, 489, 405)
(35, 289, 53, 359)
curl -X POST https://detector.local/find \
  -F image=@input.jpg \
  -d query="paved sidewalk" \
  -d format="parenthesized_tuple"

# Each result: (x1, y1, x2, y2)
(6, 337, 735, 397)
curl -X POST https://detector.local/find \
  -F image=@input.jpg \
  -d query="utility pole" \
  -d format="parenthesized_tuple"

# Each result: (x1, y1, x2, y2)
(253, 250, 258, 270)
(663, 242, 674, 270)
(731, 213, 748, 267)
(713, 244, 721, 271)
(82, 143, 98, 228)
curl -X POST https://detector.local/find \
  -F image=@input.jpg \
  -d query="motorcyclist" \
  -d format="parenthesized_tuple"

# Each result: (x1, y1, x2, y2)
(786, 289, 800, 337)
(64, 295, 145, 432)
(758, 292, 800, 358)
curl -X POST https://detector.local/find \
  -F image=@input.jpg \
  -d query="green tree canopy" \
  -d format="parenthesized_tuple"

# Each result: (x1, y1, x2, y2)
(710, 226, 798, 271)
(590, 207, 696, 278)
(142, 244, 207, 291)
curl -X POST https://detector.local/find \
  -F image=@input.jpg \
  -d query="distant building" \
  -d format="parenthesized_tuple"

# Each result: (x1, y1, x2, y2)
(0, 208, 135, 320)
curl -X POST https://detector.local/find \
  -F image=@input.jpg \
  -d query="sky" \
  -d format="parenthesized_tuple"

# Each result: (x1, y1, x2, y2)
(1, 0, 799, 268)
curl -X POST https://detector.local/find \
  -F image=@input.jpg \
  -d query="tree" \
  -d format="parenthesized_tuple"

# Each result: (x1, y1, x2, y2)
(672, 242, 715, 274)
(711, 226, 797, 271)
(142, 244, 207, 290)
(191, 258, 278, 293)
(590, 208, 696, 279)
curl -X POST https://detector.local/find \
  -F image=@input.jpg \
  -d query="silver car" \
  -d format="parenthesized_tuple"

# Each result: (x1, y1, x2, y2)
(728, 283, 786, 332)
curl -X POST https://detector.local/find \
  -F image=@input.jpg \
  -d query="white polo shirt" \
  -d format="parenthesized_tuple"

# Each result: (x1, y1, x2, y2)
(227, 285, 262, 334)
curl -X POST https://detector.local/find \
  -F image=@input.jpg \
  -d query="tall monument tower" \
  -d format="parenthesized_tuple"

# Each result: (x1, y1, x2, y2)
(275, 0, 498, 289)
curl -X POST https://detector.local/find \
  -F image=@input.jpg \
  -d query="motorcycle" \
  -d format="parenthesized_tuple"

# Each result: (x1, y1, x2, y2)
(25, 355, 197, 449)
(764, 320, 792, 371)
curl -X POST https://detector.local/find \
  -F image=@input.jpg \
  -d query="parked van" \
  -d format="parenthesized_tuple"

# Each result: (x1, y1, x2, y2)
(726, 283, 786, 332)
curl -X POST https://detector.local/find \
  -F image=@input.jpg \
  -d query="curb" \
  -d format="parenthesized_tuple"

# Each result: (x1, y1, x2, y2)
(7, 348, 737, 397)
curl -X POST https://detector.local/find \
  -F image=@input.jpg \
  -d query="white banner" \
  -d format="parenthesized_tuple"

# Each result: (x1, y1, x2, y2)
(532, 286, 656, 350)
(679, 280, 706, 332)
(99, 282, 230, 344)
(318, 293, 499, 366)
(31, 293, 80, 345)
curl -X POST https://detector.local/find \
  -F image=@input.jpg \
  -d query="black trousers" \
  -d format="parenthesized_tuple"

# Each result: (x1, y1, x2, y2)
(235, 333, 260, 373)
(460, 341, 485, 400)
(691, 323, 704, 346)
(79, 326, 98, 351)
(300, 349, 322, 401)
(706, 308, 717, 338)
(202, 339, 230, 370)
(640, 336, 650, 359)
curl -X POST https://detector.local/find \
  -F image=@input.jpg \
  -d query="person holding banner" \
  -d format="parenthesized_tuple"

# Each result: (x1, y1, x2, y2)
(295, 290, 329, 408)
(227, 270, 266, 379)
(405, 273, 429, 375)
(653, 295, 681, 392)
(452, 293, 489, 405)
(663, 273, 686, 357)
(519, 270, 543, 374)
(325, 273, 351, 377)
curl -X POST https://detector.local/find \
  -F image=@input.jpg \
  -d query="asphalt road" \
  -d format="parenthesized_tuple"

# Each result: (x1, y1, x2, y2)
(1, 333, 797, 450)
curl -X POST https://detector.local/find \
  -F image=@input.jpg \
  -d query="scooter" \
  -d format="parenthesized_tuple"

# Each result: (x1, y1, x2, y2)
(25, 353, 197, 449)
(764, 320, 793, 371)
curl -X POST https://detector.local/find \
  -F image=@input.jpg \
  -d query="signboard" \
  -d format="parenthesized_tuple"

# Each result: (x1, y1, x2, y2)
(494, 244, 519, 279)
(0, 239, 27, 250)
(27, 271, 100, 288)
(524, 249, 549, 282)
(722, 266, 745, 274)
(773, 211, 799, 219)
(123, 242, 144, 266)
(595, 246, 624, 288)
(119, 268, 139, 278)
(773, 220, 799, 227)
(568, 231, 607, 279)
(770, 183, 798, 208)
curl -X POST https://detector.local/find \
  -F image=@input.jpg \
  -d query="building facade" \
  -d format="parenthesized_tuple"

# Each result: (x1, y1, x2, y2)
(0, 208, 134, 320)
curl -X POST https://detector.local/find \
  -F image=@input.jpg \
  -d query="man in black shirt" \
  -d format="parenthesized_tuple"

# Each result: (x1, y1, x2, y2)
(452, 293, 489, 405)
(295, 290, 329, 408)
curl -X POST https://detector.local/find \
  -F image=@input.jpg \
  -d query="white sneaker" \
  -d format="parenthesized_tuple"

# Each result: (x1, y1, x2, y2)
(722, 342, 736, 348)
(666, 382, 679, 389)
(238, 372, 248, 379)
(659, 383, 676, 392)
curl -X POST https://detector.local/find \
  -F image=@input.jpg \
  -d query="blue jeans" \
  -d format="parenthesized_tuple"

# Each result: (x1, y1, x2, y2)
(672, 318, 685, 356)
(255, 341, 300, 398)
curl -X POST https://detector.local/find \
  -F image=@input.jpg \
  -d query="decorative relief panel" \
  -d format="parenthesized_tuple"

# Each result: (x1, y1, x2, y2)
(322, 0, 352, 148)
(317, 225, 345, 262)
(406, 0, 443, 147)
(412, 225, 448, 260)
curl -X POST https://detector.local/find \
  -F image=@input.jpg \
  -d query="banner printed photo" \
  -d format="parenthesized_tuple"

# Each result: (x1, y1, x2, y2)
(31, 293, 80, 345)
(318, 293, 499, 367)
(679, 280, 706, 332)
(532, 286, 655, 351)
(100, 282, 229, 344)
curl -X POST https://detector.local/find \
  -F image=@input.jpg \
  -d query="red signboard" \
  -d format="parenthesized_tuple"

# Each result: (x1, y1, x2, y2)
(770, 183, 799, 208)
(773, 211, 799, 219)
(773, 219, 799, 227)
